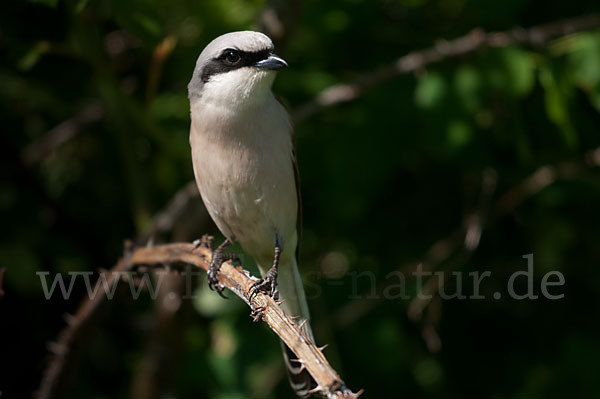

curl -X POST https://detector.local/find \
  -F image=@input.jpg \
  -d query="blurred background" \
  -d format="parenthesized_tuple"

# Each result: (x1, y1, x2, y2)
(2, 0, 600, 398)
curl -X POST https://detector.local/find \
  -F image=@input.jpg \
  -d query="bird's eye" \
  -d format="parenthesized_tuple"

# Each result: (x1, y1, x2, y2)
(222, 50, 241, 65)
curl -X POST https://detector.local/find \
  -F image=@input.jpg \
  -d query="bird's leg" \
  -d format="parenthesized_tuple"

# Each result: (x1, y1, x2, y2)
(249, 243, 281, 302)
(207, 238, 239, 298)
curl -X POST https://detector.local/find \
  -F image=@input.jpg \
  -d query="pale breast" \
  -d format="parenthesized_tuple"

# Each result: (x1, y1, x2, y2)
(189, 99, 298, 260)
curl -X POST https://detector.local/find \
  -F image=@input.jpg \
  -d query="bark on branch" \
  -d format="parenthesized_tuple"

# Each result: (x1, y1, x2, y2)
(37, 238, 361, 399)
(293, 13, 600, 122)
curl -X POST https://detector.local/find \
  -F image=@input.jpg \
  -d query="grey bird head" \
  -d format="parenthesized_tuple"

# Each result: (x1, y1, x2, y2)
(188, 31, 287, 106)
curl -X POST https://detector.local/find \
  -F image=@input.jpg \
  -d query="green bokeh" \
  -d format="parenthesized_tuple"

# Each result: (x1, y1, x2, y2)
(2, 0, 600, 398)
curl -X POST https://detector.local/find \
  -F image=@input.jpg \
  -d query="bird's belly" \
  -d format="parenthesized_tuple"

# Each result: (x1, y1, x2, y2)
(193, 145, 297, 261)
(206, 179, 268, 242)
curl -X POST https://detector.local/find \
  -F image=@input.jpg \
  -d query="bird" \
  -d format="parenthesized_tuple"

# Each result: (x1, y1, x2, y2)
(188, 31, 316, 396)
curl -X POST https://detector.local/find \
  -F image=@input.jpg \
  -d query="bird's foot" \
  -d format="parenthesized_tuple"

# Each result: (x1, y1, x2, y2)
(249, 266, 278, 303)
(206, 239, 237, 299)
(250, 304, 266, 322)
(208, 252, 240, 298)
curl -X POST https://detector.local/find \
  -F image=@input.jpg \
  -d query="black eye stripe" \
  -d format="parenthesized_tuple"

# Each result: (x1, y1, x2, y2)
(218, 49, 271, 66)
(200, 49, 272, 83)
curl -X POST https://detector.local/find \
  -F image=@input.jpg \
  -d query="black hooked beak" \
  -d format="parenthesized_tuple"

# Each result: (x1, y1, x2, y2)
(255, 54, 288, 71)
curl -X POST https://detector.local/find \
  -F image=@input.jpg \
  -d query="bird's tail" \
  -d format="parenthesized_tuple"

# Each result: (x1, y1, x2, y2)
(276, 257, 317, 397)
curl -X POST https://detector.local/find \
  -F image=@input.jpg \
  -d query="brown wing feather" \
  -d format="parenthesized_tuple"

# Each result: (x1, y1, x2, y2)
(276, 94, 302, 261)
(291, 130, 302, 262)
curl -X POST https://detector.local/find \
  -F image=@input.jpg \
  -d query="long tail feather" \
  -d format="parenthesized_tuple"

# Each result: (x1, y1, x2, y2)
(276, 257, 317, 397)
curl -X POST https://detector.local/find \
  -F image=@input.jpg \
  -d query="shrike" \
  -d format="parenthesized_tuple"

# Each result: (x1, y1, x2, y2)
(188, 31, 315, 396)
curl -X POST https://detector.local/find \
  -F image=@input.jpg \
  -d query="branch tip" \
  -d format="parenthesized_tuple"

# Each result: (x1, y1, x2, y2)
(37, 242, 359, 399)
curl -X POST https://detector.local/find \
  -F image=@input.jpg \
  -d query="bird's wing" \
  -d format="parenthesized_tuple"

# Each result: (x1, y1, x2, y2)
(276, 94, 302, 261)
(291, 129, 302, 262)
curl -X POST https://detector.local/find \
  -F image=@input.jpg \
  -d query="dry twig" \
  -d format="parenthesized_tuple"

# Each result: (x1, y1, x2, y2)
(293, 13, 600, 122)
(37, 238, 360, 399)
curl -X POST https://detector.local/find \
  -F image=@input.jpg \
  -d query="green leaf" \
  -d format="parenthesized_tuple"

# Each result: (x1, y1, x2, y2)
(568, 33, 600, 89)
(447, 119, 472, 148)
(500, 47, 536, 96)
(539, 65, 578, 148)
(18, 42, 50, 71)
(454, 65, 481, 111)
(414, 71, 446, 109)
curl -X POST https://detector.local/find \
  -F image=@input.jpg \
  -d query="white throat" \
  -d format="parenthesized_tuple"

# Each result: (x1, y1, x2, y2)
(192, 68, 276, 112)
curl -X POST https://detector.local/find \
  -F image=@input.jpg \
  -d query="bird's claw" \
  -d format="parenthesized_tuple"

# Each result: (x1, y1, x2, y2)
(207, 249, 239, 299)
(250, 305, 266, 322)
(248, 272, 277, 303)
(207, 270, 227, 298)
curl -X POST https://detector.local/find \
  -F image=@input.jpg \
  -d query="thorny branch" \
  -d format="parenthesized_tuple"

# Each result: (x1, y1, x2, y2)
(293, 13, 600, 122)
(36, 238, 361, 399)
(33, 13, 600, 397)
(22, 15, 600, 166)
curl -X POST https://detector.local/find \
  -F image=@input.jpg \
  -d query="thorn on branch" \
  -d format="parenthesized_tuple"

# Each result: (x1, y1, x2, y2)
(123, 239, 134, 255)
(47, 342, 65, 356)
(250, 303, 267, 322)
(308, 386, 321, 394)
(62, 313, 77, 326)
(37, 242, 361, 399)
